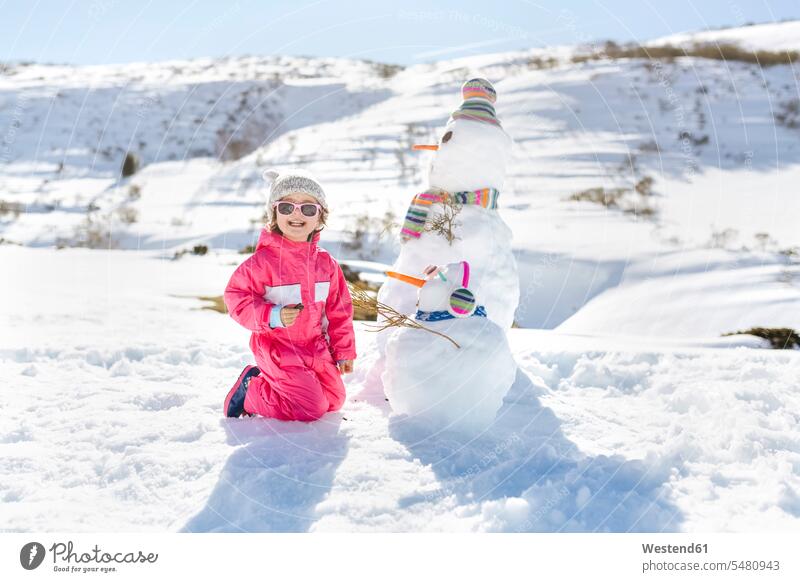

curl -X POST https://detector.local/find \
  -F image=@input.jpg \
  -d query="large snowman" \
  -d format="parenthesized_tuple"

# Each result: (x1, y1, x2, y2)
(378, 78, 519, 337)
(382, 261, 517, 433)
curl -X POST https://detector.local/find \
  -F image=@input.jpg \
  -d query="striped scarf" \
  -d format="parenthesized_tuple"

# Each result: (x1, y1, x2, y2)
(400, 188, 500, 240)
(415, 305, 487, 322)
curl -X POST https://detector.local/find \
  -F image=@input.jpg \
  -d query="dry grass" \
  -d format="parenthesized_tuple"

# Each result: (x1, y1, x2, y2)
(775, 99, 800, 128)
(170, 294, 228, 314)
(572, 41, 799, 67)
(0, 200, 24, 218)
(172, 244, 209, 260)
(343, 207, 397, 255)
(196, 295, 227, 314)
(568, 176, 658, 217)
(116, 206, 138, 224)
(568, 186, 628, 207)
(56, 214, 119, 249)
(365, 60, 403, 79)
(634, 176, 655, 196)
(527, 55, 559, 69)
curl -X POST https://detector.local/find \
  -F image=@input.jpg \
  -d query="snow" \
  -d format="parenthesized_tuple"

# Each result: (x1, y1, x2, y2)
(649, 20, 800, 52)
(1, 244, 798, 532)
(1, 25, 800, 532)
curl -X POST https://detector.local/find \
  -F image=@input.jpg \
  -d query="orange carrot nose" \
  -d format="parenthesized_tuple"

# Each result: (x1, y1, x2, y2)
(412, 144, 439, 151)
(385, 270, 426, 287)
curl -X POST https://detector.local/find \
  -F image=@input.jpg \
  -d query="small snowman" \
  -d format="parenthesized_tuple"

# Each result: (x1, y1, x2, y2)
(378, 78, 519, 340)
(382, 260, 517, 433)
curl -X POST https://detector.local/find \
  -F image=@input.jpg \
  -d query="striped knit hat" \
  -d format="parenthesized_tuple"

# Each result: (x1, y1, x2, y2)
(450, 78, 501, 127)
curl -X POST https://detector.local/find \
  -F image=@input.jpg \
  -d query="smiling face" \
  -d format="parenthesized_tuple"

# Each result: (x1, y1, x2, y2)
(273, 192, 322, 242)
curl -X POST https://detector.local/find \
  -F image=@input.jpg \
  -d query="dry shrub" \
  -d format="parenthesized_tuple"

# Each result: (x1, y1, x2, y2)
(723, 327, 800, 349)
(424, 194, 463, 245)
(348, 283, 460, 348)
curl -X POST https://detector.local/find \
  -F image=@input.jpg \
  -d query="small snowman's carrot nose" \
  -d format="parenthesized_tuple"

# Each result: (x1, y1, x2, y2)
(385, 270, 426, 287)
(412, 144, 439, 151)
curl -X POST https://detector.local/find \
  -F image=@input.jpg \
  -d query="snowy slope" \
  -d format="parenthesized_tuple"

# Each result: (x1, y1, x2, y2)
(0, 55, 392, 249)
(1, 26, 800, 532)
(4, 46, 799, 327)
(649, 20, 800, 52)
(558, 248, 800, 337)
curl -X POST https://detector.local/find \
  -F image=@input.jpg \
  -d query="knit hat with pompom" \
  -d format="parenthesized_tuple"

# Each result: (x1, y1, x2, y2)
(262, 168, 328, 221)
(450, 78, 501, 126)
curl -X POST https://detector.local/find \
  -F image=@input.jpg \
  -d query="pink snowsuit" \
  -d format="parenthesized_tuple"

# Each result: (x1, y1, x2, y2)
(223, 228, 357, 421)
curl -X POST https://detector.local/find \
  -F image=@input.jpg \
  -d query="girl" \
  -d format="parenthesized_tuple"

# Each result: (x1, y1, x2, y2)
(222, 169, 356, 421)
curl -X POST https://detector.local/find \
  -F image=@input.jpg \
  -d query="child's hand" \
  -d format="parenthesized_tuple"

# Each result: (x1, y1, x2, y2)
(280, 305, 302, 327)
(337, 360, 354, 374)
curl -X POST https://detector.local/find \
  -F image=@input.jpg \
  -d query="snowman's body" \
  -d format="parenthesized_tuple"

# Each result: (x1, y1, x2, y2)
(382, 262, 517, 433)
(378, 79, 519, 341)
(382, 204, 517, 328)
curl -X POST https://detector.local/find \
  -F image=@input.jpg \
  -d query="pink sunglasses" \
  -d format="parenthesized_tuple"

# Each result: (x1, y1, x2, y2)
(273, 201, 322, 217)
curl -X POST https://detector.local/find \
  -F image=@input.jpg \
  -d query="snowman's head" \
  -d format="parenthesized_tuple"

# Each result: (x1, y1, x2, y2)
(417, 261, 478, 317)
(413, 78, 512, 193)
(428, 119, 511, 192)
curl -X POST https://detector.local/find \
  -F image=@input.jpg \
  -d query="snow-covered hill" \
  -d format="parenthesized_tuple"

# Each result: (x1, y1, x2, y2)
(0, 55, 392, 250)
(1, 24, 799, 532)
(649, 19, 800, 52)
(3, 46, 799, 331)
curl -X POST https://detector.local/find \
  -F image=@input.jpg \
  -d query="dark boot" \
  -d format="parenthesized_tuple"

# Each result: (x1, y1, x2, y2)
(223, 365, 261, 418)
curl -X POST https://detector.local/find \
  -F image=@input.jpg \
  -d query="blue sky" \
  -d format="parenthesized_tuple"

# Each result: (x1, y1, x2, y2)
(2, 0, 799, 66)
